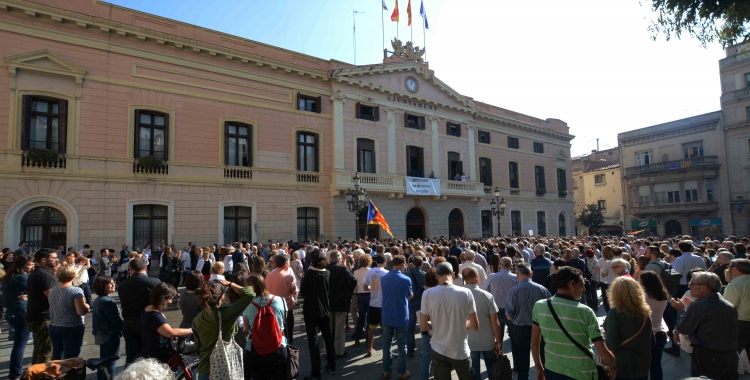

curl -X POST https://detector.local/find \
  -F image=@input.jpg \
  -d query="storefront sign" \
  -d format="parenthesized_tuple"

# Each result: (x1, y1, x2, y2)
(405, 177, 441, 196)
(689, 218, 722, 226)
(631, 220, 657, 228)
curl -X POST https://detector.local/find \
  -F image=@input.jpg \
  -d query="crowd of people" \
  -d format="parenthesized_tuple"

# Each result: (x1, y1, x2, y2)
(0, 233, 749, 380)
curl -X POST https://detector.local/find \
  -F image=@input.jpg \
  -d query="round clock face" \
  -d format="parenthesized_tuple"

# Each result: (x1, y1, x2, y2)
(406, 77, 418, 93)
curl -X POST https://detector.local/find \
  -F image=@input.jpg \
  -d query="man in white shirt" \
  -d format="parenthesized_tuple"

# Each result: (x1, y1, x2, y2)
(363, 255, 388, 357)
(420, 262, 478, 380)
(458, 250, 486, 286)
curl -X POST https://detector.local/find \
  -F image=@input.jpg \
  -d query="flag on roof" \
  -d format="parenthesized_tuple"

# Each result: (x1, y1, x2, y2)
(420, 0, 429, 29)
(391, 0, 399, 22)
(382, 0, 388, 11)
(407, 0, 412, 26)
(367, 200, 393, 238)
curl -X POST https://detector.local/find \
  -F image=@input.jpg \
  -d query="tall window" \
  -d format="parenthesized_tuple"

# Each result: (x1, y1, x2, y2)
(638, 185, 651, 205)
(556, 168, 567, 191)
(558, 213, 566, 236)
(479, 158, 492, 186)
(706, 179, 715, 201)
(537, 211, 547, 236)
(356, 103, 379, 121)
(478, 130, 491, 144)
(533, 142, 544, 153)
(446, 122, 461, 137)
(511, 211, 522, 236)
(481, 210, 493, 238)
(597, 200, 607, 211)
(684, 180, 698, 202)
(135, 111, 168, 159)
(225, 122, 251, 167)
(508, 162, 519, 189)
(223, 206, 252, 244)
(405, 113, 426, 129)
(297, 94, 321, 113)
(507, 136, 519, 149)
(682, 142, 704, 158)
(534, 165, 546, 191)
(132, 204, 168, 251)
(595, 174, 606, 184)
(297, 132, 319, 172)
(635, 150, 653, 166)
(357, 138, 376, 173)
(22, 96, 67, 152)
(448, 152, 463, 180)
(406, 146, 424, 177)
(297, 207, 319, 241)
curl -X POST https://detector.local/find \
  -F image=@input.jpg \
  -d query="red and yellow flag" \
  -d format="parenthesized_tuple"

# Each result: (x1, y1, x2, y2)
(367, 200, 393, 238)
(391, 0, 399, 22)
(407, 0, 412, 26)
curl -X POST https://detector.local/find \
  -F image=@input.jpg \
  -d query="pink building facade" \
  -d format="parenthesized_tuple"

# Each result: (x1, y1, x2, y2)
(0, 0, 575, 252)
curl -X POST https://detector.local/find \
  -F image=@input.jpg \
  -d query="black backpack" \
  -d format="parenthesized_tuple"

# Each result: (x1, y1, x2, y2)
(657, 261, 681, 296)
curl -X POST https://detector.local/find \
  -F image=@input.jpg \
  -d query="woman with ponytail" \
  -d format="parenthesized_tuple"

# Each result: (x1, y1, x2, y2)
(192, 278, 255, 380)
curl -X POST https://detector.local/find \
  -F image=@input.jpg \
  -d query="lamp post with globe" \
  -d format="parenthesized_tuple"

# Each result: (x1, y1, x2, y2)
(346, 173, 370, 240)
(489, 187, 507, 237)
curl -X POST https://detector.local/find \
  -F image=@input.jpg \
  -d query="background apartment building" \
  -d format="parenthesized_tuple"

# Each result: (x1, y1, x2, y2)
(572, 148, 622, 235)
(618, 112, 733, 237)
(0, 0, 574, 252)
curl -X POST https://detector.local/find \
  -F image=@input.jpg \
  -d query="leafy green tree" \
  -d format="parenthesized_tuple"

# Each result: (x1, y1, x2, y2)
(646, 0, 750, 47)
(576, 203, 606, 233)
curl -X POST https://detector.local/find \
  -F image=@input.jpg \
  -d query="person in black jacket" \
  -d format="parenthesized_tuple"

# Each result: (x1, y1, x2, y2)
(300, 249, 336, 380)
(118, 258, 161, 363)
(327, 250, 358, 358)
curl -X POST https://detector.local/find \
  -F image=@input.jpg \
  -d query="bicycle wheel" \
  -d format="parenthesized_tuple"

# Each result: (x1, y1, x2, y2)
(174, 356, 200, 380)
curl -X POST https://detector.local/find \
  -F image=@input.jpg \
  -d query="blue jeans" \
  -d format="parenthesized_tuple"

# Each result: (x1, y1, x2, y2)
(355, 293, 370, 341)
(49, 324, 86, 360)
(470, 350, 496, 380)
(508, 322, 532, 380)
(7, 314, 31, 379)
(407, 307, 419, 354)
(382, 325, 407, 376)
(97, 334, 121, 380)
(650, 332, 668, 380)
(421, 333, 432, 380)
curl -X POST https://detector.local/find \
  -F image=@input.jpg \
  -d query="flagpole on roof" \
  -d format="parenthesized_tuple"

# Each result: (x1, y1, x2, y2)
(382, 0, 385, 55)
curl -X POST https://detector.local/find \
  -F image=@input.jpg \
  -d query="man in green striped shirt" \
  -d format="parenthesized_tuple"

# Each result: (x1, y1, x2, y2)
(531, 267, 617, 380)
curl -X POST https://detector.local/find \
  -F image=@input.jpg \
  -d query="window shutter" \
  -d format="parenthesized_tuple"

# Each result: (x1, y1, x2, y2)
(355, 102, 361, 119)
(356, 139, 362, 172)
(458, 161, 463, 177)
(296, 93, 301, 111)
(296, 131, 301, 171)
(373, 106, 380, 122)
(21, 95, 31, 150)
(248, 125, 253, 167)
(406, 146, 410, 174)
(134, 110, 141, 158)
(445, 122, 450, 135)
(313, 133, 319, 171)
(404, 112, 408, 128)
(58, 99, 68, 153)
(457, 124, 461, 137)
(418, 147, 424, 177)
(224, 122, 230, 165)
(486, 159, 492, 185)
(420, 116, 426, 130)
(315, 96, 322, 113)
(163, 113, 170, 162)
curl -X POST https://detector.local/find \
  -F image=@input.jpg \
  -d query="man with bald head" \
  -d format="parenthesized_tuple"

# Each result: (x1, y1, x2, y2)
(459, 250, 486, 286)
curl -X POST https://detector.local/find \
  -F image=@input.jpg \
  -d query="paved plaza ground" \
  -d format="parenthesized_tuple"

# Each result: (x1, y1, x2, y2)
(0, 271, 747, 380)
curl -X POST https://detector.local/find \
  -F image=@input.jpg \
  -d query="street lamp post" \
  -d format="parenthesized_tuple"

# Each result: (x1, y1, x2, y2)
(489, 187, 506, 237)
(346, 173, 369, 241)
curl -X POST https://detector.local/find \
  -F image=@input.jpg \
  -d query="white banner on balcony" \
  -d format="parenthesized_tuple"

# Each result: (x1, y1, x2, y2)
(405, 177, 441, 196)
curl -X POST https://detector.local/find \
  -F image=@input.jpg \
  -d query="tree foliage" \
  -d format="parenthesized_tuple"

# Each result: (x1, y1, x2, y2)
(647, 0, 750, 47)
(576, 204, 606, 232)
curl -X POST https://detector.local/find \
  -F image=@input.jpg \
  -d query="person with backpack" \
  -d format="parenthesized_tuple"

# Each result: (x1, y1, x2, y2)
(241, 273, 288, 380)
(405, 256, 425, 357)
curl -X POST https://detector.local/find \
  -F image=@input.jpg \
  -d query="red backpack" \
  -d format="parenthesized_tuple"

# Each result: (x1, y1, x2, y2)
(250, 295, 283, 355)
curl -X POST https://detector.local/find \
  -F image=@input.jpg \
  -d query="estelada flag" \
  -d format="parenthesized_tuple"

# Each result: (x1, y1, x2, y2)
(407, 0, 412, 26)
(367, 200, 393, 237)
(391, 0, 399, 22)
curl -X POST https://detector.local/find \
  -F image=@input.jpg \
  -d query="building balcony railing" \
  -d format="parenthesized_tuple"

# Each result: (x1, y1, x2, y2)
(624, 155, 719, 176)
(297, 172, 320, 183)
(21, 150, 66, 169)
(133, 160, 168, 175)
(631, 200, 719, 214)
(594, 181, 606, 186)
(734, 87, 750, 101)
(224, 167, 252, 179)
(441, 180, 486, 198)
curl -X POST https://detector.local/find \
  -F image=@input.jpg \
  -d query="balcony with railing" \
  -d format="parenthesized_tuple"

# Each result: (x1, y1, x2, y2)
(631, 199, 719, 214)
(297, 172, 320, 183)
(624, 155, 719, 177)
(224, 167, 252, 180)
(21, 150, 66, 170)
(441, 180, 486, 198)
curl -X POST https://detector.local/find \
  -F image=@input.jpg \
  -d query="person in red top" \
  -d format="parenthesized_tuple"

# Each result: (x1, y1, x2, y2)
(265, 254, 298, 344)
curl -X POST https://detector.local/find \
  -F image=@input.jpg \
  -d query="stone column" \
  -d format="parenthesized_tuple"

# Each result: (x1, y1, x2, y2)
(387, 107, 397, 175)
(430, 116, 440, 177)
(468, 125, 477, 181)
(332, 95, 345, 170)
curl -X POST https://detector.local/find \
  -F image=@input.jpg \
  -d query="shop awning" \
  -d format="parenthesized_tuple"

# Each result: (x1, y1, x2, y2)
(631, 220, 657, 228)
(689, 218, 722, 227)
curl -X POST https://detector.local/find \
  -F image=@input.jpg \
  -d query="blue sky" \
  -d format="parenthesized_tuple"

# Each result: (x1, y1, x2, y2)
(106, 0, 726, 156)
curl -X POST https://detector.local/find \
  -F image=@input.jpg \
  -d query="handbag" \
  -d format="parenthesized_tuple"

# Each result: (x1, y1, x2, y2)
(618, 317, 647, 348)
(546, 299, 609, 380)
(209, 310, 244, 380)
(286, 345, 300, 379)
(490, 354, 512, 380)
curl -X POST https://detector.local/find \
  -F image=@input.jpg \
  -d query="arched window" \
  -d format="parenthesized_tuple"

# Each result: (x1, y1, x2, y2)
(22, 206, 67, 253)
(449, 209, 464, 238)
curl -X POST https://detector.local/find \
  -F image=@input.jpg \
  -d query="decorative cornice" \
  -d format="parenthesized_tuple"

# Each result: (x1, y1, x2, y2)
(619, 119, 719, 146)
(0, 0, 331, 81)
